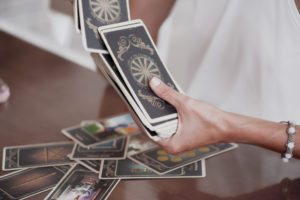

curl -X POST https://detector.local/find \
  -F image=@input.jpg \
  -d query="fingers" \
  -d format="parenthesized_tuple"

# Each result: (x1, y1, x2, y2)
(156, 136, 185, 155)
(149, 77, 184, 108)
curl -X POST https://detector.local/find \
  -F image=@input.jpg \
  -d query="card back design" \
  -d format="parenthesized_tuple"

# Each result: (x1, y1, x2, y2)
(89, 0, 122, 24)
(79, 0, 130, 52)
(100, 22, 180, 122)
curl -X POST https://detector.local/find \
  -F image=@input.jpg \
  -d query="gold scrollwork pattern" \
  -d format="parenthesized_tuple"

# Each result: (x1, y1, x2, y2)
(86, 18, 100, 39)
(138, 90, 165, 110)
(117, 34, 154, 61)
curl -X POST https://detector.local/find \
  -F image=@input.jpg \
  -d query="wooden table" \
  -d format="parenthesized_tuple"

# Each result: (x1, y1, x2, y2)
(0, 32, 299, 200)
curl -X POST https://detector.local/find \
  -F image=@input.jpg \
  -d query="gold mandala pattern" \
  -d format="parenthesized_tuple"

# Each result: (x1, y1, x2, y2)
(129, 54, 161, 87)
(89, 0, 121, 23)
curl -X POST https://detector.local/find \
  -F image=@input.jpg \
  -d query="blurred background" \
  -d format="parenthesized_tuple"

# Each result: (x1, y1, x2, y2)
(0, 0, 194, 91)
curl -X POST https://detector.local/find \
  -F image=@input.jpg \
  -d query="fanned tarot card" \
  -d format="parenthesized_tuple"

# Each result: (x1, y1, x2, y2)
(62, 113, 140, 148)
(70, 137, 129, 160)
(2, 142, 74, 171)
(98, 20, 182, 124)
(78, 0, 130, 52)
(0, 165, 70, 200)
(45, 164, 120, 200)
(129, 143, 238, 175)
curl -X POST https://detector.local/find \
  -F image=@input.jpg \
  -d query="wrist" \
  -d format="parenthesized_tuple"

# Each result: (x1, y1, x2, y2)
(217, 110, 236, 143)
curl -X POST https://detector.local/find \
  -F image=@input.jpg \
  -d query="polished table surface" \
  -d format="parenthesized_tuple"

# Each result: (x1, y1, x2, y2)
(0, 32, 299, 200)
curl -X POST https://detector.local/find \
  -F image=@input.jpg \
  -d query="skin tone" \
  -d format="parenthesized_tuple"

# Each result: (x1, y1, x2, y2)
(296, 0, 300, 13)
(149, 77, 300, 158)
(67, 0, 300, 159)
(129, 0, 176, 43)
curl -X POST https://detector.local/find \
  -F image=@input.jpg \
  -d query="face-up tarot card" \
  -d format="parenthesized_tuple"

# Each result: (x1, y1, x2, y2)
(45, 164, 120, 200)
(99, 159, 205, 179)
(0, 165, 70, 200)
(98, 20, 183, 124)
(62, 113, 140, 148)
(2, 142, 74, 171)
(70, 137, 129, 160)
(129, 143, 238, 175)
(78, 0, 130, 52)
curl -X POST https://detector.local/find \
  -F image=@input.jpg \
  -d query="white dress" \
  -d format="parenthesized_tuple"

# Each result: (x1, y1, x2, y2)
(158, 0, 300, 196)
(160, 0, 300, 122)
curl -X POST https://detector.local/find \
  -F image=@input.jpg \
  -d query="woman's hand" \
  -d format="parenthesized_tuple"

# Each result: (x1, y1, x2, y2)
(149, 77, 300, 158)
(149, 77, 230, 155)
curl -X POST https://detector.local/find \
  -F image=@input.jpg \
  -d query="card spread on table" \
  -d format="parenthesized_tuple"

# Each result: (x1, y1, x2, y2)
(0, 165, 70, 200)
(0, 3, 243, 200)
(45, 164, 120, 200)
(78, 0, 130, 52)
(128, 143, 238, 174)
(70, 137, 129, 160)
(99, 158, 205, 179)
(2, 142, 74, 171)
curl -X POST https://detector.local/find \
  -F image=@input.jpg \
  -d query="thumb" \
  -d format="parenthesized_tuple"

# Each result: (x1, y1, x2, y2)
(149, 77, 184, 108)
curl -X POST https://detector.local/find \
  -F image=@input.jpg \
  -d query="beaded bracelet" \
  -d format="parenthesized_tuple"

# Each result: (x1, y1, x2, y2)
(280, 121, 297, 163)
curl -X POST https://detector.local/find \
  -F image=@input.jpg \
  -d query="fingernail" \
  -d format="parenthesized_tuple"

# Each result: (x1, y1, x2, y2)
(150, 77, 161, 87)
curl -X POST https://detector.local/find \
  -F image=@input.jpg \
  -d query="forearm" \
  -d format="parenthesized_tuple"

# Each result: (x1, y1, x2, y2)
(129, 0, 176, 42)
(224, 111, 300, 158)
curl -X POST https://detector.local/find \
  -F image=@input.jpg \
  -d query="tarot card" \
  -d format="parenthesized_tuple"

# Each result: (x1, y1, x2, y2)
(98, 66, 161, 141)
(99, 53, 178, 131)
(70, 137, 129, 160)
(74, 160, 102, 174)
(45, 164, 120, 200)
(62, 113, 140, 148)
(0, 165, 70, 200)
(78, 0, 130, 52)
(99, 159, 205, 179)
(2, 142, 74, 171)
(74, 0, 80, 33)
(129, 143, 238, 175)
(98, 20, 183, 124)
